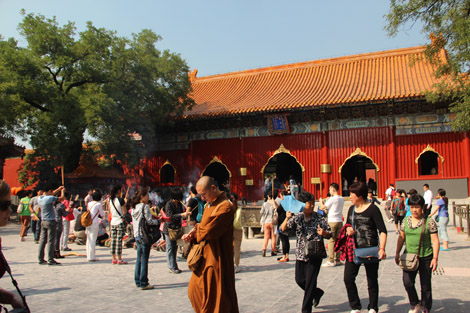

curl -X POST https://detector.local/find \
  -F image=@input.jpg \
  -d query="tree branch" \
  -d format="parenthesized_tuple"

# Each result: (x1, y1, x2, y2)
(64, 78, 110, 94)
(65, 80, 91, 94)
(23, 98, 50, 112)
(45, 65, 64, 91)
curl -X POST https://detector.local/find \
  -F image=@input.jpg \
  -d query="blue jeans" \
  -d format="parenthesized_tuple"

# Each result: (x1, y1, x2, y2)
(31, 217, 41, 242)
(438, 216, 449, 242)
(164, 233, 178, 270)
(135, 239, 151, 287)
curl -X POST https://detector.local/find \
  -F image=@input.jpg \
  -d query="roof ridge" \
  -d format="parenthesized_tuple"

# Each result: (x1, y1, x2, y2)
(193, 46, 427, 82)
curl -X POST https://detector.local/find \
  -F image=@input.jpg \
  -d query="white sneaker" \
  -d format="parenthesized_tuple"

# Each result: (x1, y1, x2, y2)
(322, 261, 336, 267)
(408, 304, 421, 313)
(350, 310, 362, 313)
(234, 265, 240, 273)
(369, 310, 377, 313)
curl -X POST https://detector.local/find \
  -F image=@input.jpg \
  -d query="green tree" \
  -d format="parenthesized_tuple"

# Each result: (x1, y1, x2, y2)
(0, 11, 193, 173)
(386, 0, 470, 130)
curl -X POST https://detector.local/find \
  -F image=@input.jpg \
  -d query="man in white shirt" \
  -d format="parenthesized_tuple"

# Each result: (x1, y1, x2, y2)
(84, 190, 93, 207)
(423, 184, 433, 217)
(86, 190, 105, 262)
(384, 184, 395, 222)
(320, 183, 344, 267)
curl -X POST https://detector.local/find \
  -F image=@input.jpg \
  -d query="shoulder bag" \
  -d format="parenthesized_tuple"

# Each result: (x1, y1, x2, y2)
(303, 217, 327, 260)
(111, 198, 132, 225)
(351, 208, 380, 265)
(399, 217, 426, 271)
(272, 207, 279, 225)
(0, 249, 30, 313)
(187, 241, 206, 272)
(166, 202, 183, 241)
(168, 227, 183, 241)
(139, 204, 161, 246)
(81, 203, 99, 227)
(16, 202, 24, 215)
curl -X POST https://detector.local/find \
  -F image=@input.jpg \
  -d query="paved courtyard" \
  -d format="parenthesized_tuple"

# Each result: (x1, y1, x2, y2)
(1, 207, 469, 313)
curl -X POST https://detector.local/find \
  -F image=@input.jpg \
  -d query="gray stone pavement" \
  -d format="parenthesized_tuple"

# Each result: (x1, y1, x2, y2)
(0, 209, 469, 313)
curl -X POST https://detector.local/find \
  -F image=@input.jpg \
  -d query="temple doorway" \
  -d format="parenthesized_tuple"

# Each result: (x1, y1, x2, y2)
(160, 161, 175, 184)
(340, 155, 377, 196)
(201, 157, 231, 192)
(261, 145, 304, 196)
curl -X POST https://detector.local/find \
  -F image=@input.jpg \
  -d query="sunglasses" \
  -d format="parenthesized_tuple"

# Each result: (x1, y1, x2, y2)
(0, 201, 12, 211)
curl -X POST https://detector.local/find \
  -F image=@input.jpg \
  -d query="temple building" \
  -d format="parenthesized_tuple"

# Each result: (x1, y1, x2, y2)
(145, 46, 469, 200)
(0, 136, 25, 190)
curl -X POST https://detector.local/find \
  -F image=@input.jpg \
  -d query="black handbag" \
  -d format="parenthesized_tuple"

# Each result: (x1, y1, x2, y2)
(303, 217, 327, 260)
(304, 238, 327, 259)
(139, 204, 161, 245)
(111, 198, 132, 225)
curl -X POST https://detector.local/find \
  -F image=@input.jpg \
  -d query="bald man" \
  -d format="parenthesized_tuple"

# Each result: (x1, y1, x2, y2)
(184, 176, 239, 313)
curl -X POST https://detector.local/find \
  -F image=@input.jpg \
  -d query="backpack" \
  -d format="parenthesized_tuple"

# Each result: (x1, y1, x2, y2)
(81, 203, 98, 227)
(195, 198, 205, 223)
(139, 204, 161, 245)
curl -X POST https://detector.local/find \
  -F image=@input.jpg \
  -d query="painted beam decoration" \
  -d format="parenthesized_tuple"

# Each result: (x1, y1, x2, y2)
(153, 113, 454, 151)
(267, 114, 289, 135)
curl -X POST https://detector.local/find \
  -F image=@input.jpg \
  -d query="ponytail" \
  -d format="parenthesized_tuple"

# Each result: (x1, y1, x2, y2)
(438, 189, 448, 207)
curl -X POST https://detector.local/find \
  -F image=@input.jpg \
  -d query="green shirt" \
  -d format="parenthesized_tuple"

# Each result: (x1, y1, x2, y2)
(18, 197, 31, 216)
(404, 217, 434, 257)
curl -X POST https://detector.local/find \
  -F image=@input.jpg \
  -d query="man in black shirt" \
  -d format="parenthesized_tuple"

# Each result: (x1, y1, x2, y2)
(186, 186, 205, 225)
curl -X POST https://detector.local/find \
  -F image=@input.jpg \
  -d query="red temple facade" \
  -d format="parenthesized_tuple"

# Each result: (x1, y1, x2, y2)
(145, 46, 469, 200)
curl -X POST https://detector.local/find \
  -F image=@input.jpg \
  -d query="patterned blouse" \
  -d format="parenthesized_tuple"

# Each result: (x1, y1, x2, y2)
(401, 217, 438, 233)
(285, 212, 331, 261)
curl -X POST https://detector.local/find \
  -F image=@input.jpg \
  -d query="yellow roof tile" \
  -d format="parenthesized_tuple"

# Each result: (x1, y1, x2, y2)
(185, 46, 442, 118)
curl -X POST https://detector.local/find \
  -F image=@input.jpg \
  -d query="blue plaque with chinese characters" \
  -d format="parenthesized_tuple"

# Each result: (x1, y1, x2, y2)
(268, 115, 289, 135)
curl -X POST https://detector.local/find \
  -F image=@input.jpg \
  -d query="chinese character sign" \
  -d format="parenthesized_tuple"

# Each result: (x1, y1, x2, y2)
(268, 115, 289, 135)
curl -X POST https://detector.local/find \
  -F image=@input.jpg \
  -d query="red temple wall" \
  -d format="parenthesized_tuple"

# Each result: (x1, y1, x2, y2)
(242, 133, 323, 200)
(3, 158, 23, 188)
(146, 129, 469, 201)
(191, 138, 243, 195)
(328, 127, 393, 197)
(395, 132, 466, 179)
(144, 150, 191, 186)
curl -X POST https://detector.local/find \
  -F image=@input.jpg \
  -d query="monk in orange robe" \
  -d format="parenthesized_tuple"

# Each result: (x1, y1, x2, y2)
(184, 176, 239, 313)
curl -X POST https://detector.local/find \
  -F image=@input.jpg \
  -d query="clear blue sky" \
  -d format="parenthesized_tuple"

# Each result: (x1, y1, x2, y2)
(0, 0, 426, 77)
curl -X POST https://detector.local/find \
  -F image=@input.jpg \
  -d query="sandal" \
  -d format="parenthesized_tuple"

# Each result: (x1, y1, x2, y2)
(117, 260, 128, 264)
(278, 258, 289, 262)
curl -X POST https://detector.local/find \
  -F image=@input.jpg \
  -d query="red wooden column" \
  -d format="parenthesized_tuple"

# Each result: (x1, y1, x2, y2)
(463, 132, 470, 196)
(321, 131, 330, 198)
(388, 126, 396, 194)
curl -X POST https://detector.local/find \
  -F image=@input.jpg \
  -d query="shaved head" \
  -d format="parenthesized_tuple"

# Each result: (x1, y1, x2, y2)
(196, 176, 220, 203)
(197, 176, 218, 190)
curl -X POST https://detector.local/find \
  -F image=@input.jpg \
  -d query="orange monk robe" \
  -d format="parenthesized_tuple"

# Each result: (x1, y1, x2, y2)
(188, 192, 239, 313)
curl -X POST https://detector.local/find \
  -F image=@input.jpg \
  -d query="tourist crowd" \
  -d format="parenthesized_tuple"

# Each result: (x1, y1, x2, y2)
(1, 176, 452, 313)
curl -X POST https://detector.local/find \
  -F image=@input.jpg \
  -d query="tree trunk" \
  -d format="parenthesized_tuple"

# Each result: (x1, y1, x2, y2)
(63, 133, 84, 173)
